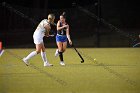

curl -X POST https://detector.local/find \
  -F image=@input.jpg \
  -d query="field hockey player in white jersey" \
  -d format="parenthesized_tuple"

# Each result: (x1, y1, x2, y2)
(22, 14, 55, 67)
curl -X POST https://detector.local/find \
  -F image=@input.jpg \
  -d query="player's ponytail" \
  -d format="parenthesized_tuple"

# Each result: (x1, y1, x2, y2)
(61, 12, 66, 19)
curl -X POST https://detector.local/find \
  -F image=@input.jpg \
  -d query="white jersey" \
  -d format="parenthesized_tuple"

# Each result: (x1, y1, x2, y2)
(35, 19, 50, 36)
(33, 19, 50, 44)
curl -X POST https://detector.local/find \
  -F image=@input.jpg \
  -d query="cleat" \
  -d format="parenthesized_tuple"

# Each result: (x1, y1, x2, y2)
(60, 61, 65, 66)
(44, 62, 53, 67)
(22, 58, 29, 66)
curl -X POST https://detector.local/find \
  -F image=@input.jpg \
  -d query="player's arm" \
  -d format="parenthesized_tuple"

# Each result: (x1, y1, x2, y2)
(66, 24, 72, 45)
(44, 24, 51, 37)
(57, 21, 68, 31)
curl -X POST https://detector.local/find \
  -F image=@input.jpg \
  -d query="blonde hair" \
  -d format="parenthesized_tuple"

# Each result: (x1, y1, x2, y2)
(48, 14, 55, 21)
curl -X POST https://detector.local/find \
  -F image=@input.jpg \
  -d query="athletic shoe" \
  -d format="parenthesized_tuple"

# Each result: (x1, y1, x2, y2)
(44, 62, 53, 67)
(60, 61, 65, 66)
(22, 58, 29, 66)
(55, 49, 59, 57)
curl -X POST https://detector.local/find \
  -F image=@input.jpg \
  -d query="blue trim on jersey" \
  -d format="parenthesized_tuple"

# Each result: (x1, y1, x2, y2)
(56, 35, 67, 42)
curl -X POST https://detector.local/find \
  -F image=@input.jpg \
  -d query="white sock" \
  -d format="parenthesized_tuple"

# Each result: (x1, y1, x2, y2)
(41, 52, 48, 63)
(25, 51, 37, 60)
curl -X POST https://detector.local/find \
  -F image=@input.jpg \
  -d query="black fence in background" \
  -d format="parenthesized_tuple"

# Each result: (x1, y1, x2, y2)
(1, 1, 140, 48)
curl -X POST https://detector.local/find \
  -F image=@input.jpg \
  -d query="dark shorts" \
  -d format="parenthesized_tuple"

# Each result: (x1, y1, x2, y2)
(56, 35, 67, 42)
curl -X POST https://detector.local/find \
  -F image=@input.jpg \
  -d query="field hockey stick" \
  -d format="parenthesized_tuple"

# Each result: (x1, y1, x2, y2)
(71, 44, 84, 63)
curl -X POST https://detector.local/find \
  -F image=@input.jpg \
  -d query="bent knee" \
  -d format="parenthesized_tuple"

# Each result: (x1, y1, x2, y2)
(36, 50, 41, 54)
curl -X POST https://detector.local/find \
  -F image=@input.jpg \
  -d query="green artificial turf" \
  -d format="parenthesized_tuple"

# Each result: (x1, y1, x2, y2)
(0, 48, 140, 93)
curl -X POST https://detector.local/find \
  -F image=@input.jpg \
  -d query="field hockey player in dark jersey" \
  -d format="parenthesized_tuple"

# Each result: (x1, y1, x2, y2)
(55, 12, 72, 66)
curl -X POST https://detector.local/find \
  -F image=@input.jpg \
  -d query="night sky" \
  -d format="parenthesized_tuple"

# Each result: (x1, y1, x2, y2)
(1, 0, 140, 47)
(4, 0, 97, 8)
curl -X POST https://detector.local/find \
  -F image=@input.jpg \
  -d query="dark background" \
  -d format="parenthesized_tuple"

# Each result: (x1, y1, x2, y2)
(1, 0, 140, 48)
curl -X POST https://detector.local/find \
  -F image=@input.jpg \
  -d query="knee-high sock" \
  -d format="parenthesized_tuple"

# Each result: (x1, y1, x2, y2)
(25, 51, 37, 60)
(41, 52, 48, 63)
(59, 51, 63, 61)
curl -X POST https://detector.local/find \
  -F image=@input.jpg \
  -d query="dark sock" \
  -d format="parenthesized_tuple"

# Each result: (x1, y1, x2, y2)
(58, 51, 63, 61)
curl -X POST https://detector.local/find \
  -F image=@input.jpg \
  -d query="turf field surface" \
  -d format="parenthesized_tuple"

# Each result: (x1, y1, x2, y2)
(0, 48, 140, 93)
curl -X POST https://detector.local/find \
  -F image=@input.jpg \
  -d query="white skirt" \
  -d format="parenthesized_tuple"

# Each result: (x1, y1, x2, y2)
(33, 30, 45, 44)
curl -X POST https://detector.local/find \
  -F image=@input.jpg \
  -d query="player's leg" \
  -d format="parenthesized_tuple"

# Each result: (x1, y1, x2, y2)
(55, 35, 67, 57)
(62, 41, 67, 53)
(60, 42, 67, 65)
(23, 44, 41, 65)
(55, 35, 60, 57)
(55, 48, 59, 57)
(41, 43, 53, 66)
(59, 36, 67, 65)
(57, 42, 65, 65)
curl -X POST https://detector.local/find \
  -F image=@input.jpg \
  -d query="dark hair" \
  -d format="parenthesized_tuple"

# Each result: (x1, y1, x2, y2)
(61, 12, 66, 19)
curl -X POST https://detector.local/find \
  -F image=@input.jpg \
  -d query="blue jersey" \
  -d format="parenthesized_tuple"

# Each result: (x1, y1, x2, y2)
(56, 22, 67, 42)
